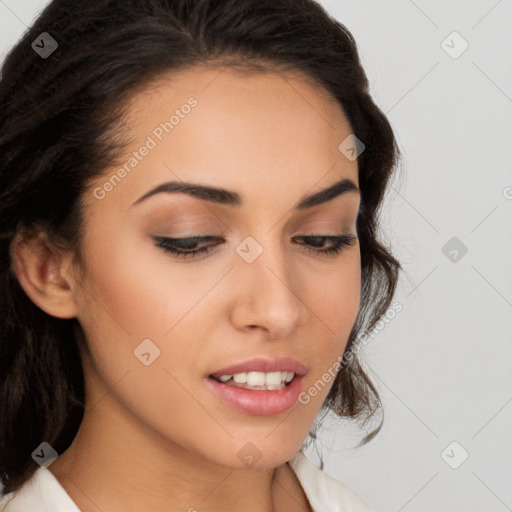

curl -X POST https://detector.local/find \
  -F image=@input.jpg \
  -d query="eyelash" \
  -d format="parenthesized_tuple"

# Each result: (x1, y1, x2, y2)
(152, 234, 358, 260)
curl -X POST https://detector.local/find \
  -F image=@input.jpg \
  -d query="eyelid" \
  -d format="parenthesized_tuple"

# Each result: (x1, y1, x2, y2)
(152, 232, 358, 261)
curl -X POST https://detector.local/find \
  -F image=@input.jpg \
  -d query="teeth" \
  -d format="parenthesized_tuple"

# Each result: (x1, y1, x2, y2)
(262, 371, 282, 386)
(217, 371, 295, 388)
(247, 371, 265, 386)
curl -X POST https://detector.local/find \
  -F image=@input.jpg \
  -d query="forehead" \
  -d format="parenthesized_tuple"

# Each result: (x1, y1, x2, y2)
(85, 65, 359, 213)
(121, 64, 353, 151)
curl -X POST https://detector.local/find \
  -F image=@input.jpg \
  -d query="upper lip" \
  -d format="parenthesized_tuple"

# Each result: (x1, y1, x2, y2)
(209, 357, 308, 379)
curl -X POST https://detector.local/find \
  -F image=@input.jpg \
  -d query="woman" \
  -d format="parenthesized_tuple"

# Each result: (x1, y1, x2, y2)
(0, 0, 401, 510)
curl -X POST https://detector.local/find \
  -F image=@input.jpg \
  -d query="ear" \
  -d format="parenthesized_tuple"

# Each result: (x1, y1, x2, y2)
(9, 230, 79, 319)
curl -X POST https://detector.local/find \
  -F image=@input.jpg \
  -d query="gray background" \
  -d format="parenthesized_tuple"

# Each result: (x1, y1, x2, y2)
(1, 1, 511, 511)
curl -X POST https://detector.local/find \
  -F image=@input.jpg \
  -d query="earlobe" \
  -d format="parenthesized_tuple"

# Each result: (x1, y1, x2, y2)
(9, 230, 79, 319)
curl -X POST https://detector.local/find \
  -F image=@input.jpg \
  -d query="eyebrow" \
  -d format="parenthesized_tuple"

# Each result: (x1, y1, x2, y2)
(131, 177, 359, 210)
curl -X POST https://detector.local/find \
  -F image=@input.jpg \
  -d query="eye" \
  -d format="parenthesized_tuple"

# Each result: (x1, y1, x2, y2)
(152, 235, 223, 260)
(293, 234, 358, 256)
(152, 234, 358, 260)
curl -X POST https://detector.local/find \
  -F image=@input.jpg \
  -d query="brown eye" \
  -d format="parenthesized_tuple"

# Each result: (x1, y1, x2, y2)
(153, 236, 223, 259)
(293, 234, 358, 256)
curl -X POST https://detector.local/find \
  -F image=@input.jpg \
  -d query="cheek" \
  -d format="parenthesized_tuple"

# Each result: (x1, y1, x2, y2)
(72, 222, 229, 391)
(298, 253, 361, 401)
(75, 221, 216, 339)
(305, 250, 361, 339)
(72, 237, 217, 442)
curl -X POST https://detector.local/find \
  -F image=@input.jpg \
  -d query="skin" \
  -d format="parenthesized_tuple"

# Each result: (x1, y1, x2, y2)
(11, 66, 361, 512)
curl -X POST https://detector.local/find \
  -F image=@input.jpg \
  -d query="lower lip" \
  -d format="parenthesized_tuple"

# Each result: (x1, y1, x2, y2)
(205, 375, 305, 416)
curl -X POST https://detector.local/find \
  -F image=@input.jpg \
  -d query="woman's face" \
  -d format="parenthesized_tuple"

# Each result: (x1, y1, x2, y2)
(68, 66, 361, 469)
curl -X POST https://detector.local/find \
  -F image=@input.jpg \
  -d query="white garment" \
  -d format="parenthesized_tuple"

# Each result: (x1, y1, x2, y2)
(288, 451, 372, 511)
(0, 450, 371, 511)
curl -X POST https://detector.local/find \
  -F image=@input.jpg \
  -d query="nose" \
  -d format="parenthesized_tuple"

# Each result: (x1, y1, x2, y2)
(229, 237, 309, 339)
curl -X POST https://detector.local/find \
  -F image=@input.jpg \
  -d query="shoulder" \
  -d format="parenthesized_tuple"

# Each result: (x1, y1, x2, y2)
(287, 450, 373, 512)
(0, 468, 80, 512)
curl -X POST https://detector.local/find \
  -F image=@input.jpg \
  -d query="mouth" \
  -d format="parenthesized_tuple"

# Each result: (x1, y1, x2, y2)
(205, 357, 308, 416)
(208, 371, 297, 391)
